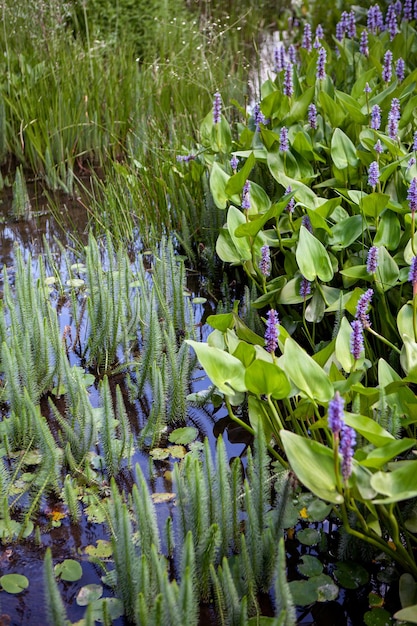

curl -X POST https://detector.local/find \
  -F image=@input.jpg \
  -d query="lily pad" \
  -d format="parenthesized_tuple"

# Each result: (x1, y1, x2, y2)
(85, 540, 113, 559)
(168, 427, 198, 445)
(298, 555, 323, 577)
(0, 574, 29, 594)
(90, 598, 124, 622)
(151, 492, 176, 504)
(364, 608, 394, 625)
(149, 448, 170, 461)
(77, 584, 103, 606)
(54, 559, 83, 582)
(296, 528, 321, 546)
(333, 561, 369, 589)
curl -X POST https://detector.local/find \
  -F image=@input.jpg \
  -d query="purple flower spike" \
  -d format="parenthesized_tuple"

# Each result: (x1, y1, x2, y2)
(386, 4, 398, 40)
(288, 45, 297, 64)
(408, 157, 416, 169)
(176, 154, 196, 163)
(284, 63, 294, 97)
(364, 82, 371, 94)
(242, 180, 251, 210)
(213, 92, 222, 124)
(350, 320, 364, 361)
(340, 424, 356, 481)
(367, 4, 384, 34)
(396, 58, 405, 82)
(387, 98, 400, 139)
(328, 391, 345, 436)
(374, 140, 383, 154)
(302, 214, 313, 233)
(308, 103, 317, 129)
(370, 104, 381, 130)
(230, 155, 239, 172)
(274, 44, 286, 73)
(280, 126, 289, 152)
(316, 47, 327, 80)
(302, 23, 312, 52)
(355, 288, 373, 328)
(299, 276, 312, 298)
(408, 177, 417, 213)
(259, 245, 271, 277)
(360, 29, 369, 56)
(254, 103, 267, 131)
(368, 161, 379, 188)
(409, 257, 417, 295)
(285, 185, 295, 213)
(366, 246, 379, 274)
(347, 10, 356, 38)
(404, 0, 413, 20)
(265, 309, 280, 353)
(413, 131, 417, 151)
(382, 50, 393, 83)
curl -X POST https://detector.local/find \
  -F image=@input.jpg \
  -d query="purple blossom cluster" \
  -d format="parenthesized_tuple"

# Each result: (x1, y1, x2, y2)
(409, 257, 417, 294)
(259, 245, 271, 277)
(374, 139, 383, 154)
(242, 180, 251, 210)
(368, 161, 379, 188)
(370, 104, 381, 130)
(408, 177, 417, 213)
(366, 246, 379, 274)
(404, 0, 413, 20)
(314, 24, 324, 48)
(274, 44, 286, 73)
(230, 155, 239, 172)
(413, 131, 417, 151)
(253, 104, 267, 131)
(367, 4, 384, 33)
(350, 320, 364, 361)
(382, 50, 393, 82)
(176, 154, 196, 163)
(280, 126, 289, 152)
(387, 98, 400, 139)
(396, 58, 405, 82)
(288, 45, 297, 64)
(302, 23, 312, 52)
(302, 214, 313, 233)
(360, 29, 369, 56)
(328, 392, 356, 481)
(213, 92, 222, 124)
(308, 103, 317, 129)
(355, 288, 374, 329)
(284, 63, 294, 97)
(285, 185, 296, 213)
(299, 276, 312, 298)
(265, 309, 280, 353)
(316, 47, 327, 80)
(385, 3, 398, 40)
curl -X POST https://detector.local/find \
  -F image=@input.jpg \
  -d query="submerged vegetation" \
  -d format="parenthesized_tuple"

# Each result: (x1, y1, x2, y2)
(4, 0, 417, 625)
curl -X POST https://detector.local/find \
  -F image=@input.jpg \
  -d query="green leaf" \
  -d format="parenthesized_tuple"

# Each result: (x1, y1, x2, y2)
(225, 152, 255, 195)
(364, 608, 394, 626)
(371, 461, 417, 503)
(298, 555, 323, 577)
(168, 427, 198, 445)
(245, 359, 291, 399)
(343, 412, 394, 447)
(288, 579, 317, 606)
(374, 246, 399, 291)
(209, 162, 230, 209)
(394, 605, 417, 623)
(331, 128, 359, 169)
(359, 439, 416, 469)
(76, 584, 103, 606)
(227, 205, 252, 261)
(281, 338, 334, 402)
(281, 430, 343, 503)
(296, 226, 334, 283)
(328, 215, 364, 249)
(186, 340, 247, 394)
(333, 562, 369, 589)
(0, 574, 29, 594)
(54, 559, 83, 582)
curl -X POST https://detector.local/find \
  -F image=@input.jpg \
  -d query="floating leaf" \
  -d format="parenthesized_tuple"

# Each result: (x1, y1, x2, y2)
(296, 528, 321, 546)
(89, 598, 124, 622)
(54, 559, 83, 582)
(364, 608, 394, 626)
(85, 540, 113, 559)
(298, 555, 323, 577)
(149, 448, 170, 461)
(333, 561, 369, 589)
(66, 278, 85, 288)
(168, 445, 187, 459)
(0, 574, 29, 594)
(168, 427, 198, 445)
(76, 584, 103, 606)
(151, 492, 176, 504)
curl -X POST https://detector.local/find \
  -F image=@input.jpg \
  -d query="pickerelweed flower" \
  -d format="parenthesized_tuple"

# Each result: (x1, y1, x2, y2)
(288, 44, 297, 64)
(364, 82, 371, 94)
(387, 98, 400, 139)
(404, 0, 413, 20)
(374, 139, 383, 154)
(370, 104, 381, 130)
(368, 161, 379, 188)
(302, 23, 312, 52)
(347, 9, 356, 37)
(302, 214, 313, 233)
(408, 177, 417, 213)
(409, 257, 417, 295)
(213, 92, 222, 124)
(413, 131, 417, 151)
(299, 276, 312, 298)
(366, 246, 379, 274)
(340, 424, 356, 481)
(386, 4, 398, 40)
(176, 154, 196, 162)
(360, 29, 369, 56)
(316, 47, 327, 80)
(409, 158, 416, 169)
(335, 20, 345, 42)
(279, 126, 289, 152)
(274, 44, 286, 73)
(355, 288, 374, 328)
(328, 391, 345, 436)
(396, 57, 405, 82)
(308, 103, 317, 129)
(350, 319, 364, 361)
(230, 155, 239, 172)
(265, 309, 280, 353)
(382, 50, 393, 82)
(315, 24, 324, 40)
(259, 245, 271, 277)
(367, 4, 384, 33)
(285, 185, 295, 213)
(283, 63, 294, 97)
(253, 103, 267, 131)
(242, 180, 251, 210)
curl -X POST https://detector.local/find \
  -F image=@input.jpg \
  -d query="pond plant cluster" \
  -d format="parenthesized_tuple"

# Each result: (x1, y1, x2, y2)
(3, 0, 417, 625)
